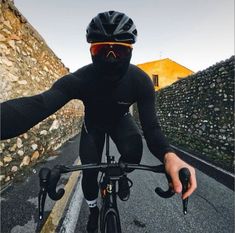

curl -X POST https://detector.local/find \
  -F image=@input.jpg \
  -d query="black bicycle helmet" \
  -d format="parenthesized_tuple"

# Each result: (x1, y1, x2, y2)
(86, 11, 137, 44)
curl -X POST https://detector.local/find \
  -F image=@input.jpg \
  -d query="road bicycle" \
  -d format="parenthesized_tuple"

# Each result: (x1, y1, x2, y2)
(38, 134, 190, 233)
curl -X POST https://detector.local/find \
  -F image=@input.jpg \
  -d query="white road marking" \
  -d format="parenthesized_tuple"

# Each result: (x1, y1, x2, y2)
(59, 175, 84, 233)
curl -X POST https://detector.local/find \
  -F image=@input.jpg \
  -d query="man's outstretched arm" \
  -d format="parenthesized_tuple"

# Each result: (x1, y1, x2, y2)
(1, 74, 79, 140)
(136, 74, 197, 199)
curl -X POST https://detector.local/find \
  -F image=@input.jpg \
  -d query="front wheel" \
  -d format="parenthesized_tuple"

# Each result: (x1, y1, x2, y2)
(105, 213, 119, 233)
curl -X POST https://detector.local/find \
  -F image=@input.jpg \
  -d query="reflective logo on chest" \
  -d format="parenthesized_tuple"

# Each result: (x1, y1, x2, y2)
(117, 101, 131, 105)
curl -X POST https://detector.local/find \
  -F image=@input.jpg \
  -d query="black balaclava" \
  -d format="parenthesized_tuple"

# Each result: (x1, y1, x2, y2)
(92, 51, 132, 83)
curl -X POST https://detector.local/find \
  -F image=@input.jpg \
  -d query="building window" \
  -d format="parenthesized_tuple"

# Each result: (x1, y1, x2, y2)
(152, 74, 159, 86)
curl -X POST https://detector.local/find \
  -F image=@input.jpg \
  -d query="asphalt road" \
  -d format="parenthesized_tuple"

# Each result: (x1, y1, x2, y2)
(76, 137, 234, 233)
(0, 134, 234, 233)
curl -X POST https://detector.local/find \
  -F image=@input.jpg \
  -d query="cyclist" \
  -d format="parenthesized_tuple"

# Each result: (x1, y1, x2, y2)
(1, 11, 197, 233)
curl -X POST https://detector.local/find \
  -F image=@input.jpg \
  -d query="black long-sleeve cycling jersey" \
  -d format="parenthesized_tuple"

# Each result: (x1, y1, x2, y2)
(1, 64, 173, 161)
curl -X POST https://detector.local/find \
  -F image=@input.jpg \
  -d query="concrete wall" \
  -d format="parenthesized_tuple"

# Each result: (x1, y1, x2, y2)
(0, 0, 84, 186)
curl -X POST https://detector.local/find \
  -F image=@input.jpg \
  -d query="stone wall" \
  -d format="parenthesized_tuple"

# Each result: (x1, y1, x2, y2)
(135, 56, 234, 172)
(0, 0, 84, 186)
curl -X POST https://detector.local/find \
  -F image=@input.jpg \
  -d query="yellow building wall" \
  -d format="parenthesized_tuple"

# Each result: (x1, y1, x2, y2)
(137, 58, 194, 91)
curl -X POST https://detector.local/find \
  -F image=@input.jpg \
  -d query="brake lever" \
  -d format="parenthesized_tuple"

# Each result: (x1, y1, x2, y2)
(179, 168, 191, 215)
(38, 167, 51, 220)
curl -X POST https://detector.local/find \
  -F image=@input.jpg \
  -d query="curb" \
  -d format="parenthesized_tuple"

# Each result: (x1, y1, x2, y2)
(171, 145, 235, 191)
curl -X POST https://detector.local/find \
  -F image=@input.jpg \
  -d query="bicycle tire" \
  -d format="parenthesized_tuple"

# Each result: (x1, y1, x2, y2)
(100, 205, 105, 232)
(105, 213, 119, 233)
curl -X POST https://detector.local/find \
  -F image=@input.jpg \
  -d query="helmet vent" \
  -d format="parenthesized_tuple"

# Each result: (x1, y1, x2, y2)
(114, 14, 124, 24)
(103, 24, 116, 35)
(99, 13, 107, 23)
(123, 19, 133, 31)
(90, 20, 98, 30)
(108, 10, 115, 15)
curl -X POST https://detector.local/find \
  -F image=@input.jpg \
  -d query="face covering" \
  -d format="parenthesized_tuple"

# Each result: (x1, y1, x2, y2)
(91, 52, 132, 83)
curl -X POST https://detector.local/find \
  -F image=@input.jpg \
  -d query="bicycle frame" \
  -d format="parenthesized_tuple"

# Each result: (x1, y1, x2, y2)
(99, 134, 122, 232)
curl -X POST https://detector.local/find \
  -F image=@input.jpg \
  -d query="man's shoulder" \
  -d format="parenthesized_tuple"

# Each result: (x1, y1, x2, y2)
(53, 64, 94, 90)
(127, 64, 155, 97)
(128, 64, 152, 84)
(129, 64, 148, 76)
(72, 64, 94, 78)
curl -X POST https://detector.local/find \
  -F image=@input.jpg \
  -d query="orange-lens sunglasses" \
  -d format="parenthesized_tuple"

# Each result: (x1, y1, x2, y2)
(90, 42, 133, 58)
